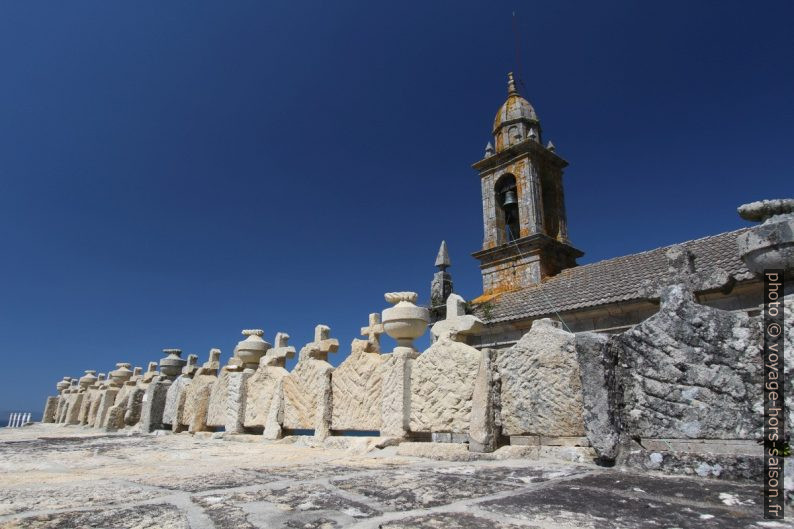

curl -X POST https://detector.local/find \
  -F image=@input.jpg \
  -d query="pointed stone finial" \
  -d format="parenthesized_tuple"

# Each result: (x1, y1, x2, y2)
(507, 72, 518, 96)
(485, 141, 494, 157)
(546, 140, 555, 152)
(434, 241, 451, 271)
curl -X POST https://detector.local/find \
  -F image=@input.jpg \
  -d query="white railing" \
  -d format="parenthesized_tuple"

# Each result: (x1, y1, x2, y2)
(6, 412, 31, 428)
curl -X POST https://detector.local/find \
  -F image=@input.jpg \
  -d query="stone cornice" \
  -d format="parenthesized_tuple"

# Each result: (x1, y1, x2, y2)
(472, 139, 568, 173)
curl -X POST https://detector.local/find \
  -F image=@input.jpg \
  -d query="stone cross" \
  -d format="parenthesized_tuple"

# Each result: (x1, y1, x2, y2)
(360, 313, 385, 353)
(300, 324, 339, 361)
(196, 349, 221, 376)
(430, 293, 484, 342)
(183, 354, 199, 377)
(262, 332, 296, 367)
(142, 361, 159, 383)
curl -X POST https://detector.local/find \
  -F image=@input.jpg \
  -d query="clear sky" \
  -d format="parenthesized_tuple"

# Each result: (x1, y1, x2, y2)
(1, 1, 792, 414)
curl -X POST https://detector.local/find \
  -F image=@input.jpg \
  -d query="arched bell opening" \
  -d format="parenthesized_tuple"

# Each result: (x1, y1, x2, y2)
(495, 174, 520, 244)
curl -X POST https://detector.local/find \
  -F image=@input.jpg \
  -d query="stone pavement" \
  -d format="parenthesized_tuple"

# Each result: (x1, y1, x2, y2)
(0, 425, 787, 529)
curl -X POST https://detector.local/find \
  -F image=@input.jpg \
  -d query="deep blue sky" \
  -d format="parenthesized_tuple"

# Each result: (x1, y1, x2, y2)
(1, 1, 792, 413)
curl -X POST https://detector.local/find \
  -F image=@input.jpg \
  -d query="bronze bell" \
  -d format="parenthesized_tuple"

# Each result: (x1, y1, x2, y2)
(502, 189, 518, 207)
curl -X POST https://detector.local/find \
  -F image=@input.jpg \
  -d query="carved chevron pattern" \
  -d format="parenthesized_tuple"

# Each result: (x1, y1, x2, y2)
(331, 347, 383, 431)
(283, 359, 331, 430)
(409, 340, 480, 433)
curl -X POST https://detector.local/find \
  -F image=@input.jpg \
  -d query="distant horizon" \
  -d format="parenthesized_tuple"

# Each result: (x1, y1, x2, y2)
(1, 1, 792, 411)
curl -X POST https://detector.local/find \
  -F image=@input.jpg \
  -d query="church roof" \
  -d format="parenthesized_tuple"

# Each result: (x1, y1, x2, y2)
(473, 227, 755, 323)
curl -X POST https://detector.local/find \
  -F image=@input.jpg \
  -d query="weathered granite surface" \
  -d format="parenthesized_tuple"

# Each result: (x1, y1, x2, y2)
(163, 375, 191, 427)
(243, 364, 287, 428)
(139, 378, 172, 433)
(498, 318, 585, 437)
(282, 325, 338, 438)
(42, 396, 58, 424)
(469, 348, 498, 452)
(379, 348, 417, 438)
(206, 369, 232, 428)
(331, 338, 383, 431)
(0, 424, 775, 529)
(282, 358, 332, 431)
(613, 284, 763, 440)
(181, 350, 221, 432)
(575, 331, 619, 461)
(183, 373, 216, 433)
(410, 338, 480, 433)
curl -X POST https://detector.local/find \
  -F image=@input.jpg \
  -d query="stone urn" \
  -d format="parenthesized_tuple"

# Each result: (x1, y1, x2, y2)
(56, 377, 71, 394)
(78, 370, 97, 390)
(234, 329, 272, 370)
(109, 363, 133, 386)
(736, 199, 794, 277)
(382, 292, 430, 349)
(159, 349, 187, 378)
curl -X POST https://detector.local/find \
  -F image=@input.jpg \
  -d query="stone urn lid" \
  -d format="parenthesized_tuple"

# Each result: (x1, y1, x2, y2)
(382, 292, 429, 349)
(736, 199, 794, 277)
(78, 370, 98, 389)
(233, 330, 272, 370)
(109, 363, 133, 386)
(159, 349, 187, 378)
(56, 377, 71, 393)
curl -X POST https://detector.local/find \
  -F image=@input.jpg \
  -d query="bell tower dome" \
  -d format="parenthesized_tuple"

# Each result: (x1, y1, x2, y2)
(472, 73, 583, 300)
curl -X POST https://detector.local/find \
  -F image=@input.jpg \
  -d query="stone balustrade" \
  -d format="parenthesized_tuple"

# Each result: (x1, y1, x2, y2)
(39, 288, 793, 481)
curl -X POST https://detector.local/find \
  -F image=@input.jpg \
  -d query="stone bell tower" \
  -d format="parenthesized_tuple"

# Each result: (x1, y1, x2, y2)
(472, 73, 582, 299)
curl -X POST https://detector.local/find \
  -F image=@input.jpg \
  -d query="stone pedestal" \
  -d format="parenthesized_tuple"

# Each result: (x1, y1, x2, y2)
(469, 349, 498, 453)
(380, 346, 418, 438)
(223, 370, 251, 434)
(263, 378, 286, 440)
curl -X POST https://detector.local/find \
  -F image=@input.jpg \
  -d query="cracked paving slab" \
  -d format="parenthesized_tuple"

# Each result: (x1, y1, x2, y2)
(0, 425, 788, 529)
(0, 503, 188, 529)
(193, 482, 381, 529)
(330, 468, 525, 510)
(475, 475, 783, 529)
